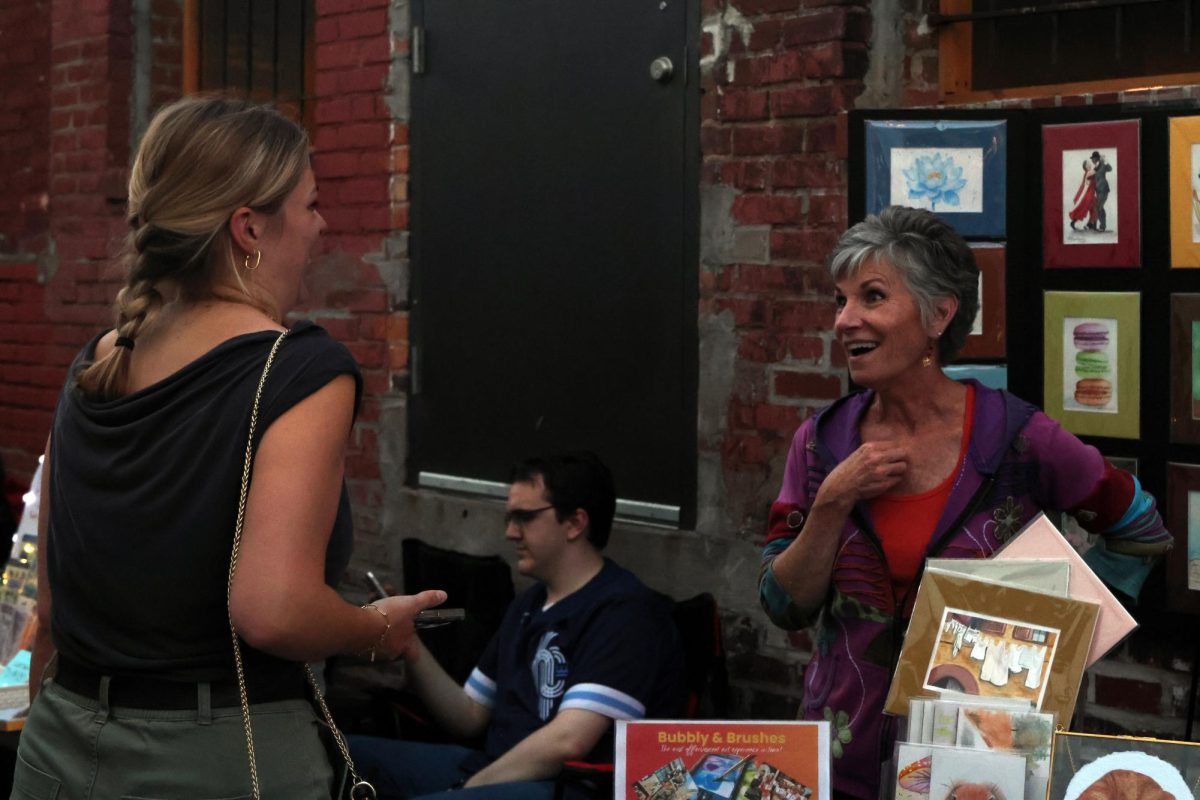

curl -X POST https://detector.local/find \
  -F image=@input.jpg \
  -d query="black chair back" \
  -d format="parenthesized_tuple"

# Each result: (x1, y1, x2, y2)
(401, 537, 515, 683)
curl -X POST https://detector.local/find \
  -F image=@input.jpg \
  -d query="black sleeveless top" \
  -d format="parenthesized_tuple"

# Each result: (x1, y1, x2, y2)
(48, 320, 361, 681)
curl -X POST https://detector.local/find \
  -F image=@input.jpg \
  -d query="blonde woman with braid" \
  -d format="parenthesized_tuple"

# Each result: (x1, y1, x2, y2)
(13, 96, 446, 799)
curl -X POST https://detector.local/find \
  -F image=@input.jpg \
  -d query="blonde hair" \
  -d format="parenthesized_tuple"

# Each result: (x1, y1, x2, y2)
(77, 95, 310, 400)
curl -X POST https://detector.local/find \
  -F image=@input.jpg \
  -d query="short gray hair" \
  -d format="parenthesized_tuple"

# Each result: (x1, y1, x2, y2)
(828, 206, 979, 363)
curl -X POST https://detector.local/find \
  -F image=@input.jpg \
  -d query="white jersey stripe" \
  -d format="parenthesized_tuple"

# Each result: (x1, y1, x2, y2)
(561, 683, 645, 720)
(464, 668, 497, 708)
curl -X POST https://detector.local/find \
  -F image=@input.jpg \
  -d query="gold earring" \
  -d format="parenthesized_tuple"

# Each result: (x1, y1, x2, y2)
(923, 337, 937, 368)
(244, 249, 261, 270)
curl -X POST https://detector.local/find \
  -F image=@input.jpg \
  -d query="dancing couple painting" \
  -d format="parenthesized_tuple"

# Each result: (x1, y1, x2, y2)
(1068, 150, 1113, 233)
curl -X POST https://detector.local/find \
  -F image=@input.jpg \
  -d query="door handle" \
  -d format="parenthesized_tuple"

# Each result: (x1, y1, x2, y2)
(649, 56, 674, 83)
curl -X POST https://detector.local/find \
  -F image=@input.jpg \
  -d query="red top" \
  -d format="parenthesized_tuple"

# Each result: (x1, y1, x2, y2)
(868, 384, 975, 603)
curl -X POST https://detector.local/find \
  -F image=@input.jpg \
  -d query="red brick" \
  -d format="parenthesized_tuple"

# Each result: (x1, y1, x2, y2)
(315, 97, 354, 124)
(314, 152, 361, 178)
(736, 0, 801, 13)
(771, 228, 841, 263)
(336, 177, 389, 205)
(771, 300, 836, 332)
(773, 156, 845, 189)
(718, 89, 770, 121)
(774, 370, 841, 399)
(805, 119, 841, 153)
(338, 8, 388, 39)
(787, 335, 825, 362)
(701, 126, 732, 156)
(728, 265, 806, 293)
(731, 124, 805, 156)
(808, 193, 846, 226)
(738, 333, 788, 363)
(731, 195, 802, 225)
(315, 17, 339, 42)
(770, 85, 839, 118)
(317, 0, 378, 14)
(714, 298, 768, 328)
(755, 403, 804, 431)
(328, 289, 388, 312)
(782, 9, 849, 44)
(336, 122, 390, 149)
(385, 311, 409, 343)
(719, 160, 770, 190)
(735, 51, 805, 86)
(336, 65, 388, 94)
(317, 37, 389, 70)
(745, 20, 784, 51)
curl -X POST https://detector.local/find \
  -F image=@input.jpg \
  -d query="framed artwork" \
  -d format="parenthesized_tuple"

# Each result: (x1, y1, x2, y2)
(1048, 731, 1200, 800)
(865, 119, 1007, 236)
(929, 748, 1025, 800)
(1169, 116, 1200, 267)
(1170, 294, 1200, 444)
(957, 243, 1006, 359)
(1042, 291, 1140, 439)
(884, 568, 1099, 724)
(1042, 119, 1141, 268)
(997, 513, 1137, 668)
(1165, 463, 1200, 614)
(926, 557, 1070, 596)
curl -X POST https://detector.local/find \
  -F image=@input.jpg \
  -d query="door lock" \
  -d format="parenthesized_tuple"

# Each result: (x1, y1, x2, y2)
(649, 56, 674, 83)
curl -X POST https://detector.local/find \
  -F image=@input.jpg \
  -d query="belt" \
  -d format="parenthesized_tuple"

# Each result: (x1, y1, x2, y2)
(53, 656, 309, 710)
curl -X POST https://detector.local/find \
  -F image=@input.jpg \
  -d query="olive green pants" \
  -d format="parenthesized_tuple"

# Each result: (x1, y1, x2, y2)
(11, 679, 334, 800)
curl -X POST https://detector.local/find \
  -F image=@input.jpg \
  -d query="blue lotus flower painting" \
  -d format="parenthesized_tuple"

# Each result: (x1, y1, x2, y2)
(865, 120, 1005, 236)
(889, 147, 985, 214)
(902, 152, 968, 209)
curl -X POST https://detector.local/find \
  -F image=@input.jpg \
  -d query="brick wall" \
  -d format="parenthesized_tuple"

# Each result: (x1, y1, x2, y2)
(697, 0, 868, 550)
(0, 0, 51, 256)
(149, 0, 183, 112)
(308, 0, 411, 565)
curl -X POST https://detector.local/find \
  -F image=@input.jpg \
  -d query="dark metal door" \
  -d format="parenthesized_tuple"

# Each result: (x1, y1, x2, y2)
(410, 0, 698, 521)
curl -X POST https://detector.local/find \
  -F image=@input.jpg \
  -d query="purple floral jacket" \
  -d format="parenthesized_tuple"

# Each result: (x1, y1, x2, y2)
(758, 382, 1169, 800)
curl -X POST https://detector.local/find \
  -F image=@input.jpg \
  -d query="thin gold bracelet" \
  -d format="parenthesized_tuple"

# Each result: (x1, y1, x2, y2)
(362, 602, 390, 662)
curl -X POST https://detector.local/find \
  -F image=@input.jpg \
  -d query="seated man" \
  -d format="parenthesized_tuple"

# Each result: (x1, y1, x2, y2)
(349, 452, 684, 800)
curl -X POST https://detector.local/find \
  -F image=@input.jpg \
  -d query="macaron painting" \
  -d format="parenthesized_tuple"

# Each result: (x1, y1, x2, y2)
(1063, 318, 1118, 413)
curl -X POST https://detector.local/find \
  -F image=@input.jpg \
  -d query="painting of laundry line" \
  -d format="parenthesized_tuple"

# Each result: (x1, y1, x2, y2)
(923, 608, 1060, 709)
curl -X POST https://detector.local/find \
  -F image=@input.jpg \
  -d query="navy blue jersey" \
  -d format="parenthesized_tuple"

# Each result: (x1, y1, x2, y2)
(463, 559, 684, 763)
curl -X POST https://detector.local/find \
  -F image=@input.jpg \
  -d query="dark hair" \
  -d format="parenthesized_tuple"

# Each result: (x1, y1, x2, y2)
(510, 452, 616, 550)
(828, 205, 979, 364)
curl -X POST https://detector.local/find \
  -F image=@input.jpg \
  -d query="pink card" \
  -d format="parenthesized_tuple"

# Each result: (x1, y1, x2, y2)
(994, 512, 1136, 667)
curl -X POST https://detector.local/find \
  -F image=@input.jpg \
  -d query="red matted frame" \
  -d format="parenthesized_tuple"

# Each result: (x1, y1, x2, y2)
(1042, 119, 1141, 268)
(958, 243, 1006, 359)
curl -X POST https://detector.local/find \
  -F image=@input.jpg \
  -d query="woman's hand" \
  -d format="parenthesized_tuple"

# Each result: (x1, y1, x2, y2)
(370, 589, 447, 662)
(817, 441, 907, 511)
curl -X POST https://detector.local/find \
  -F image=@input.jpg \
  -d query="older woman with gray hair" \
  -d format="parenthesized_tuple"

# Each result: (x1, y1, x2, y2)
(757, 206, 1171, 800)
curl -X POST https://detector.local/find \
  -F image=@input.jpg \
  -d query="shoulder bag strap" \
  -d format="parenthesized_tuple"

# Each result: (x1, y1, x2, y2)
(225, 329, 377, 800)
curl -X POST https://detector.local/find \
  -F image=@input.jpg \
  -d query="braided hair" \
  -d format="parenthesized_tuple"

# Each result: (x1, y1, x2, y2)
(78, 96, 309, 400)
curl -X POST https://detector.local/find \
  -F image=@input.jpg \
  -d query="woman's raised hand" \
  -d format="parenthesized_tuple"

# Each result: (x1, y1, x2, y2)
(819, 441, 908, 510)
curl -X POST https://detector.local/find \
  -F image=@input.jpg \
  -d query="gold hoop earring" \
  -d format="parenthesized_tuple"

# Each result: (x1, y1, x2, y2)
(244, 250, 261, 271)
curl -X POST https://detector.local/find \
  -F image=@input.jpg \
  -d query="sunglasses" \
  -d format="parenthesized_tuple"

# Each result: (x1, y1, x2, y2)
(504, 505, 555, 527)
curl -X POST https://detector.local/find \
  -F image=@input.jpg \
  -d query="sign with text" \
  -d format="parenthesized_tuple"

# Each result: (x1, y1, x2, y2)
(615, 720, 830, 800)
